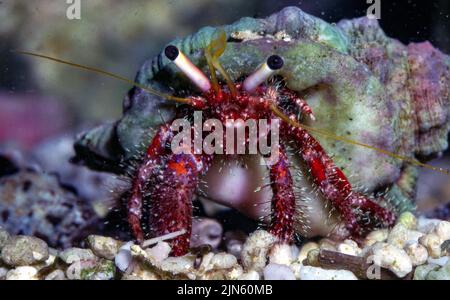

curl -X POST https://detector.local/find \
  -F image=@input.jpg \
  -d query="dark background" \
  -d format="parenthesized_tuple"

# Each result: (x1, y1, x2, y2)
(1, 0, 449, 123)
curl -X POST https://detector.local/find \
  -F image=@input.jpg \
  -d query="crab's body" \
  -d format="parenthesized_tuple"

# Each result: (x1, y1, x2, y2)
(126, 81, 395, 255)
(72, 7, 450, 255)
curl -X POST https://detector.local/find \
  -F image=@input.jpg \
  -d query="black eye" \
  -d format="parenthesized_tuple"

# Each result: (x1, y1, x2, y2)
(267, 55, 284, 70)
(165, 45, 180, 61)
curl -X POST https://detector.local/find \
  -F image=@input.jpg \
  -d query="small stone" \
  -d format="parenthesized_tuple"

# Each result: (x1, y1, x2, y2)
(263, 263, 296, 280)
(45, 269, 66, 280)
(190, 218, 223, 249)
(0, 227, 10, 250)
(299, 266, 357, 280)
(1, 236, 49, 266)
(200, 269, 229, 280)
(66, 259, 115, 280)
(6, 266, 38, 280)
(387, 224, 423, 249)
(404, 242, 428, 266)
(198, 252, 214, 272)
(297, 242, 319, 264)
(160, 255, 195, 275)
(337, 240, 362, 256)
(364, 229, 389, 247)
(241, 230, 277, 272)
(268, 243, 297, 266)
(127, 264, 159, 280)
(434, 221, 450, 241)
(115, 242, 133, 272)
(419, 233, 442, 259)
(0, 267, 8, 280)
(417, 217, 440, 234)
(35, 252, 57, 271)
(368, 242, 413, 278)
(290, 262, 303, 279)
(145, 242, 171, 265)
(238, 270, 260, 280)
(224, 231, 247, 259)
(318, 238, 336, 251)
(413, 264, 440, 280)
(59, 248, 96, 264)
(225, 265, 244, 280)
(66, 260, 95, 280)
(397, 212, 417, 230)
(210, 252, 238, 270)
(426, 261, 450, 280)
(86, 235, 122, 260)
(427, 256, 449, 267)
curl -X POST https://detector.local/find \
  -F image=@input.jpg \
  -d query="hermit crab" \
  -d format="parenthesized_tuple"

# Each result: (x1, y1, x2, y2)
(21, 7, 450, 256)
(124, 32, 399, 255)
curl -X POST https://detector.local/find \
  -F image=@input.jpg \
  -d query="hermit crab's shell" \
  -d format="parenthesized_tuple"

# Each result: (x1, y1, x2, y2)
(75, 7, 450, 236)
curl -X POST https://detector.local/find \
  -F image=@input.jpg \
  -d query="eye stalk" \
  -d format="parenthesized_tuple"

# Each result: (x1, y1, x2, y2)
(243, 55, 284, 93)
(165, 45, 211, 92)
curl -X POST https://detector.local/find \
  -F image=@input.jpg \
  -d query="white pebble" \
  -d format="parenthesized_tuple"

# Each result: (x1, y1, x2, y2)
(419, 233, 442, 259)
(364, 229, 389, 247)
(368, 242, 412, 278)
(241, 230, 277, 271)
(337, 240, 362, 256)
(45, 270, 66, 280)
(268, 243, 297, 266)
(299, 266, 357, 280)
(318, 238, 336, 251)
(59, 248, 96, 264)
(404, 242, 428, 266)
(387, 224, 423, 249)
(263, 263, 296, 280)
(146, 241, 171, 265)
(115, 241, 134, 272)
(128, 264, 159, 280)
(226, 265, 244, 280)
(160, 255, 195, 275)
(290, 262, 303, 279)
(434, 221, 450, 241)
(6, 266, 38, 280)
(210, 252, 237, 270)
(417, 217, 441, 234)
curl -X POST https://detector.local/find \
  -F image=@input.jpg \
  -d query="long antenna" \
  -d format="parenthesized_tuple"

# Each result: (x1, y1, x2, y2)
(270, 104, 450, 176)
(14, 50, 194, 105)
(15, 50, 450, 177)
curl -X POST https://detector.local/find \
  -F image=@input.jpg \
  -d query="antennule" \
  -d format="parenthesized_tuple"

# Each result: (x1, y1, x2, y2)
(165, 45, 211, 92)
(243, 55, 284, 93)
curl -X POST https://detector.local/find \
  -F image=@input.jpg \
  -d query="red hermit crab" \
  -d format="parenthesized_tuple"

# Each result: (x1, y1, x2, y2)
(124, 31, 395, 256)
(19, 7, 450, 257)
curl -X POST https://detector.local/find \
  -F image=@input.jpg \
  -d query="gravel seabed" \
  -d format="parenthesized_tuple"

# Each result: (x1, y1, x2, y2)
(0, 212, 449, 280)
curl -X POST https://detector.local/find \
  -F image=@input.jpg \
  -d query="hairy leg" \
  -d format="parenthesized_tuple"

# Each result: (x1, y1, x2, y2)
(127, 125, 173, 242)
(128, 124, 213, 255)
(283, 124, 396, 236)
(147, 153, 213, 255)
(268, 145, 296, 242)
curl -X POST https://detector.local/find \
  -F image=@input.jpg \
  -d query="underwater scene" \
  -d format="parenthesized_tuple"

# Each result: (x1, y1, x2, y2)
(0, 0, 449, 282)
